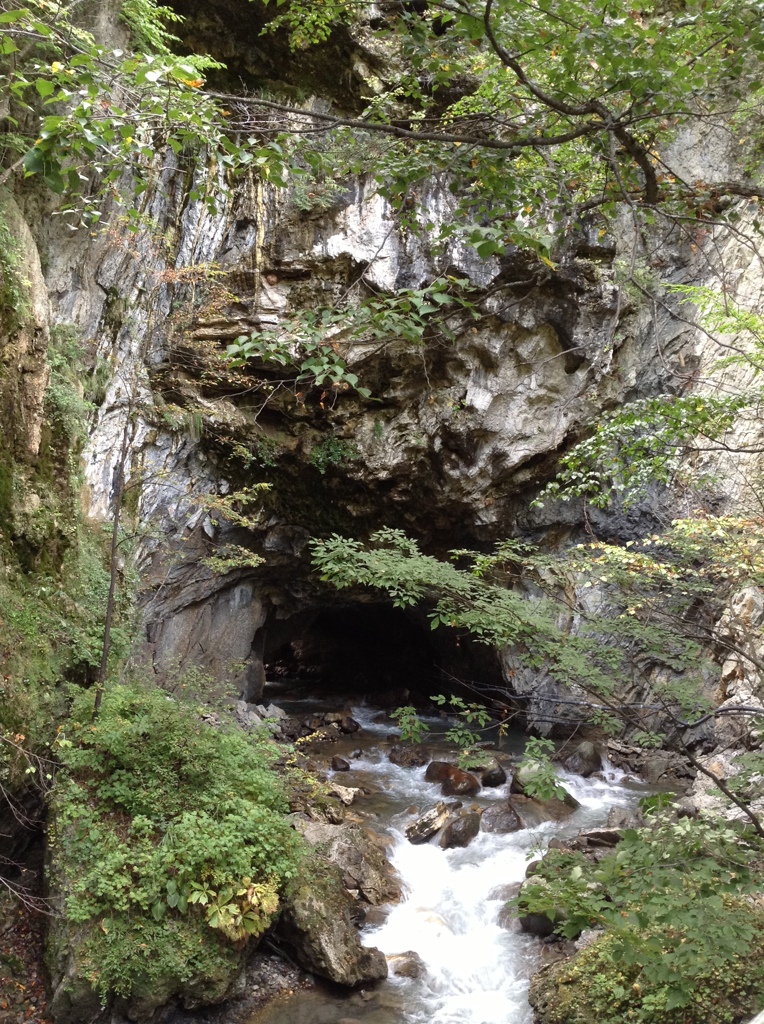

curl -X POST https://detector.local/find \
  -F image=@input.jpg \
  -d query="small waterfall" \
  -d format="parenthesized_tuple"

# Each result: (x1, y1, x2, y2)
(250, 702, 645, 1024)
(353, 750, 639, 1024)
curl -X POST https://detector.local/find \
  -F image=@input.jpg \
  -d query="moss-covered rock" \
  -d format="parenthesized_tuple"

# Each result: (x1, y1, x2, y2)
(279, 859, 388, 986)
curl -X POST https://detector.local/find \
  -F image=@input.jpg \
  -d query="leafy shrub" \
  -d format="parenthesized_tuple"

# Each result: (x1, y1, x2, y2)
(521, 814, 764, 1023)
(391, 705, 429, 744)
(308, 437, 360, 475)
(50, 684, 304, 997)
(516, 736, 566, 801)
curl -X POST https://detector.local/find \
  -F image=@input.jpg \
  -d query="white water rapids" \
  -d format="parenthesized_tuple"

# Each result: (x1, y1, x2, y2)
(351, 733, 639, 1023)
(253, 702, 645, 1024)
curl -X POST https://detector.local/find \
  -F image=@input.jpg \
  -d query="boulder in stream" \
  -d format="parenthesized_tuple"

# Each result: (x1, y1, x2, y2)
(517, 876, 567, 938)
(387, 951, 425, 979)
(389, 744, 431, 768)
(440, 811, 481, 849)
(562, 741, 602, 778)
(424, 760, 453, 783)
(509, 793, 579, 824)
(480, 802, 523, 834)
(481, 759, 508, 787)
(332, 755, 351, 771)
(405, 802, 450, 844)
(441, 768, 480, 797)
(328, 783, 361, 805)
(510, 759, 578, 805)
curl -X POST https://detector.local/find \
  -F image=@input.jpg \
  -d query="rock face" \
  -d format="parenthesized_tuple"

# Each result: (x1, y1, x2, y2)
(31, 104, 740, 718)
(47, 918, 246, 1024)
(279, 862, 388, 986)
(0, 188, 50, 466)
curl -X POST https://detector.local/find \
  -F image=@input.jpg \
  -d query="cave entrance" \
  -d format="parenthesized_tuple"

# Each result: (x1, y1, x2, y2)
(262, 601, 504, 709)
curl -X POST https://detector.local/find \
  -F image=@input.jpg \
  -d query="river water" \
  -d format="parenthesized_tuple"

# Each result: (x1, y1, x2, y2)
(254, 704, 646, 1024)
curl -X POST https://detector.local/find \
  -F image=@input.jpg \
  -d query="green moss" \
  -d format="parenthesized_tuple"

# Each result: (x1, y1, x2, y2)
(0, 200, 31, 330)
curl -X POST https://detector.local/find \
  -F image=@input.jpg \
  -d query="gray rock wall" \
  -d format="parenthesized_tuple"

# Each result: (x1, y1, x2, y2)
(13, 82, 764, 713)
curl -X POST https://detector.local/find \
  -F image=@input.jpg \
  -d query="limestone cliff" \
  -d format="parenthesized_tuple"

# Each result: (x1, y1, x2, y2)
(6, 3, 764, 724)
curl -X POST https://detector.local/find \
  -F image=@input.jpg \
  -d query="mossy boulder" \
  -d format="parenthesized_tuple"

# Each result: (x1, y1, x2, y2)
(46, 904, 248, 1024)
(279, 860, 388, 986)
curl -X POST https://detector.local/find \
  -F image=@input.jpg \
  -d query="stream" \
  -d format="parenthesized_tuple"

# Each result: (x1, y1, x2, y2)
(252, 703, 647, 1024)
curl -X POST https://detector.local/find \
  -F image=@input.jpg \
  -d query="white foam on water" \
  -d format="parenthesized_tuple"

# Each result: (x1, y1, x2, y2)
(351, 755, 640, 1024)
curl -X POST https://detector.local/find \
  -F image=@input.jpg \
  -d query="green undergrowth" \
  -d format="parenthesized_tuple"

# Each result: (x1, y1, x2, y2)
(540, 926, 764, 1024)
(523, 815, 764, 1024)
(49, 684, 304, 1000)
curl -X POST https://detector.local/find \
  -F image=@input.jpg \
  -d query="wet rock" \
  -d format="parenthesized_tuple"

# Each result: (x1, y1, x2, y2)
(279, 862, 388, 986)
(340, 716, 361, 734)
(481, 760, 508, 788)
(424, 760, 453, 783)
(364, 907, 389, 927)
(520, 911, 557, 938)
(480, 802, 522, 834)
(518, 877, 568, 940)
(387, 951, 425, 979)
(497, 903, 519, 930)
(405, 802, 450, 844)
(488, 882, 522, 902)
(441, 768, 480, 798)
(510, 760, 577, 809)
(332, 755, 351, 772)
(509, 792, 579, 824)
(389, 744, 430, 768)
(440, 811, 481, 849)
(562, 741, 602, 778)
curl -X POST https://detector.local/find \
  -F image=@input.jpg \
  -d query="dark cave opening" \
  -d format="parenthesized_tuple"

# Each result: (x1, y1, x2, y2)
(262, 601, 505, 708)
